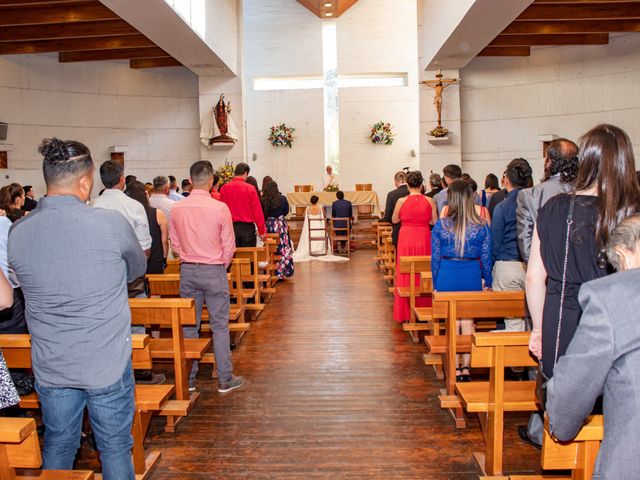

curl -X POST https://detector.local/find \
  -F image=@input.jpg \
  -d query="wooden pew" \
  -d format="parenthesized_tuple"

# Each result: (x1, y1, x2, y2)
(0, 334, 171, 479)
(509, 416, 603, 480)
(395, 256, 432, 343)
(129, 298, 208, 432)
(0, 417, 94, 479)
(234, 247, 268, 317)
(164, 259, 180, 274)
(373, 222, 392, 267)
(382, 236, 396, 291)
(456, 332, 537, 477)
(145, 258, 252, 338)
(425, 291, 526, 428)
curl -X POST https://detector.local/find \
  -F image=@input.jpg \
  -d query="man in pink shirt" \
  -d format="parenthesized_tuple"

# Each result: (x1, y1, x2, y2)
(170, 161, 244, 394)
(220, 163, 266, 247)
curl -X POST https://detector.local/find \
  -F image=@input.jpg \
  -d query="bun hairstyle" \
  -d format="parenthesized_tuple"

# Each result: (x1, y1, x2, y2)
(406, 170, 424, 189)
(38, 137, 93, 186)
(506, 158, 533, 189)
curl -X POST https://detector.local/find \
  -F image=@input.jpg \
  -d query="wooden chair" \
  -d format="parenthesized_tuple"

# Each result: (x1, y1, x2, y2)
(293, 185, 314, 217)
(129, 298, 209, 432)
(329, 217, 351, 257)
(0, 334, 171, 479)
(424, 291, 526, 428)
(395, 256, 432, 343)
(308, 217, 329, 256)
(0, 417, 94, 480)
(456, 332, 537, 477)
(509, 416, 603, 480)
(355, 183, 373, 216)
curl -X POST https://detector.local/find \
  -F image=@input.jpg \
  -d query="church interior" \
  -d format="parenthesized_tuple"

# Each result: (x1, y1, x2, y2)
(0, 0, 638, 479)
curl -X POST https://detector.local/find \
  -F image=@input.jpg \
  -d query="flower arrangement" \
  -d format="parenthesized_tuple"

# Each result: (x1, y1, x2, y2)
(269, 123, 296, 148)
(428, 126, 449, 138)
(325, 184, 339, 193)
(369, 121, 394, 145)
(215, 161, 235, 186)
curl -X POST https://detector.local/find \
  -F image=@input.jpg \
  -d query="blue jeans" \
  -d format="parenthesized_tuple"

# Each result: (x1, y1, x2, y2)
(36, 362, 135, 480)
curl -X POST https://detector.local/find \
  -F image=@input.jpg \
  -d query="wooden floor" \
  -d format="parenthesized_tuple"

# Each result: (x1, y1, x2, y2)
(89, 251, 543, 478)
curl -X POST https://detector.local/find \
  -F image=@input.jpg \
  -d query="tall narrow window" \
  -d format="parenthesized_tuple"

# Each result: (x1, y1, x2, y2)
(322, 22, 339, 172)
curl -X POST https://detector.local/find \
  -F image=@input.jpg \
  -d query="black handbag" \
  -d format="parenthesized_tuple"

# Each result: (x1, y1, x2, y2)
(535, 193, 576, 410)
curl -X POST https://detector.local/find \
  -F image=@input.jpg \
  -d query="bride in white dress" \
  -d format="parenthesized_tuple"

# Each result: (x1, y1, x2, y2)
(293, 197, 349, 263)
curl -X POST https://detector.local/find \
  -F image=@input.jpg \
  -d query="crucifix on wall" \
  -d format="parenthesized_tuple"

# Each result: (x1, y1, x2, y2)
(420, 70, 459, 129)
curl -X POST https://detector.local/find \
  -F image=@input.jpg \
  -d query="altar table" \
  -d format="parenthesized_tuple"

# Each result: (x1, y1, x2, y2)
(286, 191, 381, 222)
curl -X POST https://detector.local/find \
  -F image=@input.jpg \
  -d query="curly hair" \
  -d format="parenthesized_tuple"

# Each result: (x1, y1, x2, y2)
(544, 138, 579, 184)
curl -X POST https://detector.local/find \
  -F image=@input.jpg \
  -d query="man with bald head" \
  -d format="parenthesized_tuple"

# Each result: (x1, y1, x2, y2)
(516, 138, 579, 262)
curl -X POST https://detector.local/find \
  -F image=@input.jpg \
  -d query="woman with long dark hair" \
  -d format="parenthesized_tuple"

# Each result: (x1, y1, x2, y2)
(432, 179, 492, 381)
(262, 181, 294, 278)
(527, 124, 640, 378)
(125, 180, 168, 274)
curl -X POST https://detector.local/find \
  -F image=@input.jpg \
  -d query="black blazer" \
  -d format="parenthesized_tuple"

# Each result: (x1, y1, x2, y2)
(382, 185, 409, 246)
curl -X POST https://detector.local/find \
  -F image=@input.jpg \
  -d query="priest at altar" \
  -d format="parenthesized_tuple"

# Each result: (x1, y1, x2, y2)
(321, 165, 339, 191)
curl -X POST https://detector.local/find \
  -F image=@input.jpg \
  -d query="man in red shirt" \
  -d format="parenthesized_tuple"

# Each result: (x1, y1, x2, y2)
(170, 161, 244, 394)
(220, 163, 266, 247)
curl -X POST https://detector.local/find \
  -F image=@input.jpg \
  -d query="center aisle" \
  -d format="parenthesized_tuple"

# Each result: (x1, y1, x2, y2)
(147, 251, 540, 479)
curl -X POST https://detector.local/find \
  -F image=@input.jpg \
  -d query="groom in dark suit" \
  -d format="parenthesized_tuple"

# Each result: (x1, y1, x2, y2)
(382, 171, 409, 246)
(331, 191, 353, 253)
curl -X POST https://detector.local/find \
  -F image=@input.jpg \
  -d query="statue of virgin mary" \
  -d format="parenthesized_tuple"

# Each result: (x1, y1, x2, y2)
(200, 94, 240, 147)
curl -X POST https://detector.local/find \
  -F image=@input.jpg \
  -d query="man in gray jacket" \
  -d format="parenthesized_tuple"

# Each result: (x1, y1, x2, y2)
(516, 139, 578, 262)
(547, 215, 640, 479)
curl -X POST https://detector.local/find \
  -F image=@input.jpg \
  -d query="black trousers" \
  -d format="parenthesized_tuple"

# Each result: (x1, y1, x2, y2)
(234, 222, 257, 248)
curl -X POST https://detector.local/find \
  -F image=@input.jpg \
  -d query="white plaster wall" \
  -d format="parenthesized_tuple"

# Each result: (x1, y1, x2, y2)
(0, 53, 200, 197)
(336, 0, 420, 200)
(460, 33, 640, 184)
(242, 0, 325, 193)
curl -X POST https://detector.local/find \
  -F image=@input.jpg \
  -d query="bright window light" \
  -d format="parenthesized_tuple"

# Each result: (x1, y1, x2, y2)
(253, 76, 324, 91)
(338, 73, 408, 88)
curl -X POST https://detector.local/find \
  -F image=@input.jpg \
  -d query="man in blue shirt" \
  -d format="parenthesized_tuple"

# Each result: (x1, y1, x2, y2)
(491, 158, 532, 331)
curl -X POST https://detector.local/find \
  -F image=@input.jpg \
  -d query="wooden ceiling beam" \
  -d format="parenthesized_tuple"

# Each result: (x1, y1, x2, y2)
(504, 19, 640, 34)
(0, 34, 154, 55)
(518, 3, 640, 20)
(0, 0, 81, 5)
(130, 57, 182, 69)
(491, 33, 609, 45)
(0, 20, 137, 42)
(0, 1, 117, 27)
(478, 46, 531, 56)
(59, 46, 168, 62)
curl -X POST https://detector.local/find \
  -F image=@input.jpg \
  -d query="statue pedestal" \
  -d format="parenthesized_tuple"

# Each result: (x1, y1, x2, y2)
(427, 135, 451, 145)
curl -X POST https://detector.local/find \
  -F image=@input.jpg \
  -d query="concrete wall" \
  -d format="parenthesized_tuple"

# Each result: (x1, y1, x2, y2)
(0, 53, 200, 197)
(460, 33, 640, 183)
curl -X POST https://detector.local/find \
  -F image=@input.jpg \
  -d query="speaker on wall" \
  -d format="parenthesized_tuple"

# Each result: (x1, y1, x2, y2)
(0, 123, 7, 141)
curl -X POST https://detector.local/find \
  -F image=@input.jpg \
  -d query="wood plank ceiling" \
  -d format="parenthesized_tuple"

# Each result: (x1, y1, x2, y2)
(297, 0, 359, 18)
(479, 0, 640, 57)
(0, 0, 182, 68)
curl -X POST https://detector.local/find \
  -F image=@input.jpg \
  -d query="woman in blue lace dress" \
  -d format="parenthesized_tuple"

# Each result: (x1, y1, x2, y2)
(432, 179, 493, 382)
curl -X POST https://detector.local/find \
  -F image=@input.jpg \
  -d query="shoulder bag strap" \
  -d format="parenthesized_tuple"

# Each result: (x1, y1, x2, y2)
(553, 193, 576, 367)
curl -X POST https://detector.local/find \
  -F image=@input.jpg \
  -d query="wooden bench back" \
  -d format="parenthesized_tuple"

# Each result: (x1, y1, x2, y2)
(398, 256, 431, 275)
(129, 298, 196, 326)
(0, 334, 151, 371)
(542, 415, 603, 477)
(146, 273, 180, 297)
(0, 417, 42, 472)
(471, 332, 537, 369)
(164, 259, 181, 274)
(432, 291, 526, 320)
